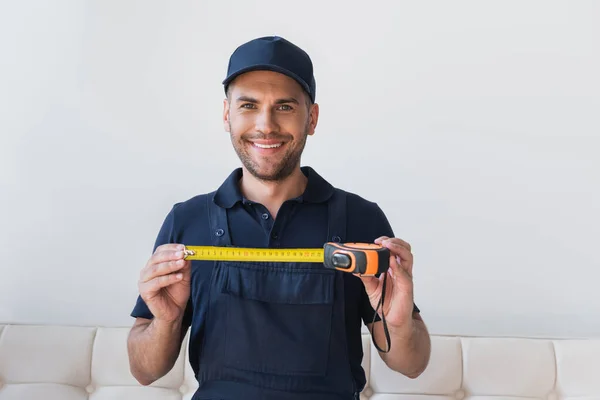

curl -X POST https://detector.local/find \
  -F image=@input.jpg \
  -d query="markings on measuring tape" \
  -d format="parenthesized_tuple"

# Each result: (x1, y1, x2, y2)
(181, 242, 390, 276)
(183, 246, 325, 263)
(183, 242, 393, 352)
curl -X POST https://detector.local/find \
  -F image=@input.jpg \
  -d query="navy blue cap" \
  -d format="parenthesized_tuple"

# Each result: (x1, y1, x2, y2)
(223, 36, 316, 103)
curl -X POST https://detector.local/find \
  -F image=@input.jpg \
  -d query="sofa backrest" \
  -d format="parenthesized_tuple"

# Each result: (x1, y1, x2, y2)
(0, 324, 599, 399)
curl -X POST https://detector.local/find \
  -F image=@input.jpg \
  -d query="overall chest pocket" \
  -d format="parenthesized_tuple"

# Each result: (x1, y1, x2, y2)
(217, 262, 335, 377)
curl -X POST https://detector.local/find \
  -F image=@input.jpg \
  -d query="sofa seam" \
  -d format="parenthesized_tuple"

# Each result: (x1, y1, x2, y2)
(550, 340, 558, 396)
(0, 324, 6, 348)
(88, 326, 99, 394)
(459, 337, 466, 395)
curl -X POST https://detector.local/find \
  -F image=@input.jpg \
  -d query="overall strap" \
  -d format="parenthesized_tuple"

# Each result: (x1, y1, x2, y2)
(327, 188, 347, 244)
(327, 188, 392, 354)
(206, 191, 232, 246)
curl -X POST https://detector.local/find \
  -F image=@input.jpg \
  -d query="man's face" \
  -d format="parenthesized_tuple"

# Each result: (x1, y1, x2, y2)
(223, 70, 319, 181)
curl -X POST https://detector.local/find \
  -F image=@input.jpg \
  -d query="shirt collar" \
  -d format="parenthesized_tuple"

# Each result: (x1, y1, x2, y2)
(213, 166, 335, 209)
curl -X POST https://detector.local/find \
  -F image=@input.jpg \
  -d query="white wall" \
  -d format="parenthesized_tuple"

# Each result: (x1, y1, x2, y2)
(1, 0, 599, 339)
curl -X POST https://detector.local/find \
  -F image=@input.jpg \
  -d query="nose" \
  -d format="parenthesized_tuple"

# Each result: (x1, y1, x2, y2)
(254, 107, 279, 134)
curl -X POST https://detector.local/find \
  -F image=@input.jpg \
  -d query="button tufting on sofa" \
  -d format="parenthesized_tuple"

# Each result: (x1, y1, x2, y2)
(85, 385, 94, 394)
(455, 389, 466, 399)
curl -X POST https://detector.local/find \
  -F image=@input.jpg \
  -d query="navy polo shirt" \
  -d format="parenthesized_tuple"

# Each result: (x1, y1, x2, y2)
(131, 166, 404, 393)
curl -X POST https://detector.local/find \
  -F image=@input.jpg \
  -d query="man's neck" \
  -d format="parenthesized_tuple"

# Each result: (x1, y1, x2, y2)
(239, 167, 308, 218)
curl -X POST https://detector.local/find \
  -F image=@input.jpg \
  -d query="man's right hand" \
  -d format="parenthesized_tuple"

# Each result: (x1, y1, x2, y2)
(138, 243, 191, 323)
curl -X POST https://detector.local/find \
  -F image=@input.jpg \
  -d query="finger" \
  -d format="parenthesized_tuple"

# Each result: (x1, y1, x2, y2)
(154, 243, 186, 254)
(141, 258, 188, 283)
(396, 253, 414, 277)
(389, 253, 412, 279)
(355, 274, 380, 295)
(381, 240, 413, 264)
(374, 236, 390, 244)
(150, 248, 186, 267)
(179, 260, 192, 281)
(140, 272, 184, 294)
(382, 237, 411, 252)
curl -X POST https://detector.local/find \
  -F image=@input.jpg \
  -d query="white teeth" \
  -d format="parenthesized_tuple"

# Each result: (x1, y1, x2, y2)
(253, 143, 283, 149)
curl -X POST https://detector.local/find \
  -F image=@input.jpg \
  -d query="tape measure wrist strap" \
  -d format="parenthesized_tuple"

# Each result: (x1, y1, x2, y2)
(371, 273, 392, 353)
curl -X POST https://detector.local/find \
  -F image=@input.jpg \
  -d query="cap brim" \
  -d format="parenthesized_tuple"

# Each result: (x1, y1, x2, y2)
(222, 64, 312, 97)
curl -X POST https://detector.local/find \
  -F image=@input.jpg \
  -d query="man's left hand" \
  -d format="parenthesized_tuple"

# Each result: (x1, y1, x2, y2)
(357, 236, 415, 329)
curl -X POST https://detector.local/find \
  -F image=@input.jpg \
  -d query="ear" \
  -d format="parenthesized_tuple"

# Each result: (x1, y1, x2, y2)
(223, 98, 231, 132)
(307, 102, 319, 136)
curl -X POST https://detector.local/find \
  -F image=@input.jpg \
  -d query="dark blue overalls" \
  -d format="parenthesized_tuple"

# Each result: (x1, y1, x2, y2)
(191, 189, 359, 400)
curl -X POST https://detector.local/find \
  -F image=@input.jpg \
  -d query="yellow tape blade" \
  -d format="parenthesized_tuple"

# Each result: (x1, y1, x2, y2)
(183, 246, 325, 263)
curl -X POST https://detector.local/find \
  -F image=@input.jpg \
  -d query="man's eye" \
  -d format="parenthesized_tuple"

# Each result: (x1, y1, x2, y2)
(278, 105, 292, 111)
(240, 103, 256, 109)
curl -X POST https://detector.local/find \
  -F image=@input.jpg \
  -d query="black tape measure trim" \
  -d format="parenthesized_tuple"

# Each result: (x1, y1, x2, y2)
(371, 272, 391, 353)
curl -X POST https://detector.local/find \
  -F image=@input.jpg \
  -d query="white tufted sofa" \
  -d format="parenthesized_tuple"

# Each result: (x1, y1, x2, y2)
(1, 323, 599, 399)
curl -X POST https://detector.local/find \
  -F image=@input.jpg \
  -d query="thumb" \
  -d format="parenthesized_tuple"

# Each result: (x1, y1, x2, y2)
(356, 274, 380, 296)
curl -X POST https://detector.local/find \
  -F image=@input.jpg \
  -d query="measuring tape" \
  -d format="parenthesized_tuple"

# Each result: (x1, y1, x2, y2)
(183, 242, 390, 275)
(183, 241, 394, 352)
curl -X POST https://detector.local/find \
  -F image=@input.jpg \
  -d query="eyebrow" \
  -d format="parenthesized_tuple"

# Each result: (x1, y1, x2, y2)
(236, 95, 299, 105)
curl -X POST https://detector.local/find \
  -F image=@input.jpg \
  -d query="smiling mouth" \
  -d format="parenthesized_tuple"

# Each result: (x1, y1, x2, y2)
(251, 142, 284, 149)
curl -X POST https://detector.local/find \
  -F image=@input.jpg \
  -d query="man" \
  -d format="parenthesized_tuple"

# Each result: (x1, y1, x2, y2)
(127, 36, 431, 400)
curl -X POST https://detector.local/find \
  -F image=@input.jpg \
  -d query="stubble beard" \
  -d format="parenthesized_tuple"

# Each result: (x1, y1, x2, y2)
(229, 121, 309, 182)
